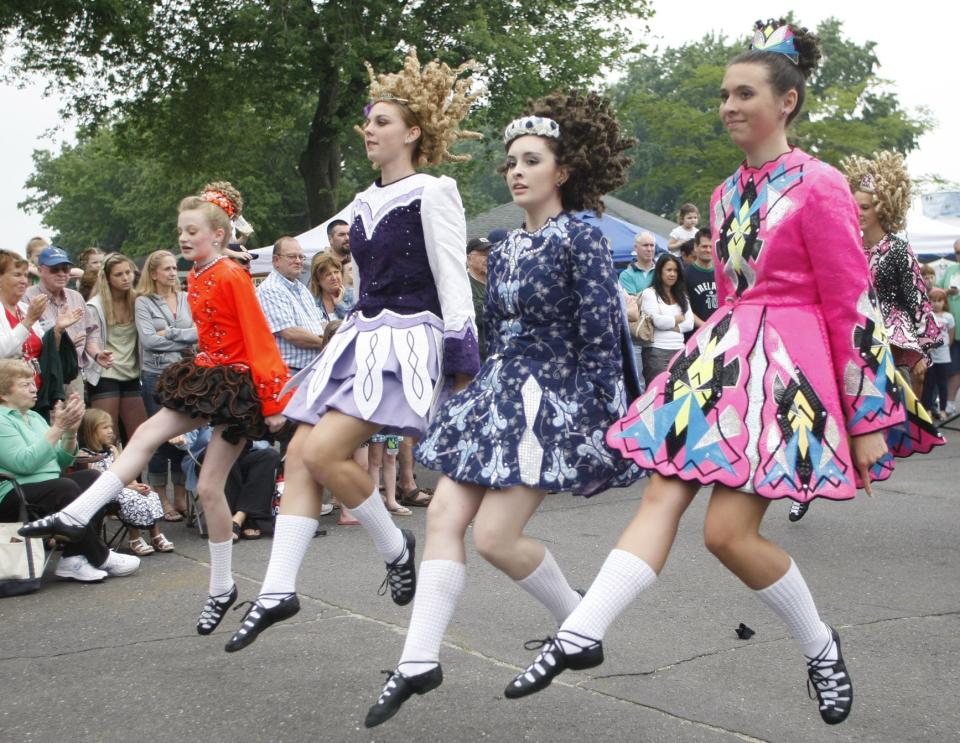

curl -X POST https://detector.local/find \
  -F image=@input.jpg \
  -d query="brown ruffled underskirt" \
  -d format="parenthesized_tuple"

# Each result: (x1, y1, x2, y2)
(155, 359, 269, 444)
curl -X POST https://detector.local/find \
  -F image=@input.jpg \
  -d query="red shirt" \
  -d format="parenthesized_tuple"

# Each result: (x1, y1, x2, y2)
(187, 257, 291, 416)
(5, 307, 43, 389)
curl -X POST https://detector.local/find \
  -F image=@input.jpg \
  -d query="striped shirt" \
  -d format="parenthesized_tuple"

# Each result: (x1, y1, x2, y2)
(255, 269, 326, 371)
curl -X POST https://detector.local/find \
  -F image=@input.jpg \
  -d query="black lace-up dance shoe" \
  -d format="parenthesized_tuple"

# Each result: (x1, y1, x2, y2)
(365, 663, 443, 728)
(789, 500, 811, 522)
(224, 593, 301, 652)
(504, 632, 603, 699)
(806, 626, 853, 724)
(18, 512, 86, 542)
(379, 528, 416, 605)
(196, 585, 238, 635)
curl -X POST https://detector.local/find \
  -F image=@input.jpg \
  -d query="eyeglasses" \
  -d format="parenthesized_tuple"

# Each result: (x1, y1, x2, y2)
(279, 254, 305, 262)
(47, 264, 72, 274)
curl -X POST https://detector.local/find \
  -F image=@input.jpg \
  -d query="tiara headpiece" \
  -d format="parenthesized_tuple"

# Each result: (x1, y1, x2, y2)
(751, 19, 799, 63)
(201, 190, 237, 218)
(858, 173, 877, 193)
(503, 116, 561, 145)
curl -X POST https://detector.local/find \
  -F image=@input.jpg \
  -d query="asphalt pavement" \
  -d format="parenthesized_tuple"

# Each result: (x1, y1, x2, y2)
(2, 435, 958, 743)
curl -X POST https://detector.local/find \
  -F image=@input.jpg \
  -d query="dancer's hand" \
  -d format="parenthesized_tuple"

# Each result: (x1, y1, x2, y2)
(452, 373, 472, 393)
(851, 431, 888, 496)
(265, 414, 286, 432)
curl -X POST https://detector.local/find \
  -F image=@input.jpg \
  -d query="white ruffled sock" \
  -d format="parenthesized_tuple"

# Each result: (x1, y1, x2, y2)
(207, 539, 234, 597)
(351, 486, 406, 563)
(516, 548, 582, 625)
(60, 472, 124, 524)
(557, 549, 657, 655)
(753, 558, 835, 661)
(397, 560, 466, 677)
(258, 514, 319, 608)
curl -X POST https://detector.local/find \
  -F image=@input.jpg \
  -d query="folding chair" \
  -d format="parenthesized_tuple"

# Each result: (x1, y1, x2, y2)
(183, 449, 207, 537)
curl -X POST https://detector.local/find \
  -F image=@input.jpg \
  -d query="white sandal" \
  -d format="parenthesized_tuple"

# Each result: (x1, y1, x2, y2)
(151, 533, 175, 553)
(127, 536, 155, 556)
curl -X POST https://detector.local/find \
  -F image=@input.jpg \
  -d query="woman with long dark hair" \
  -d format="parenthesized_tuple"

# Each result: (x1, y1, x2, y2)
(638, 253, 693, 385)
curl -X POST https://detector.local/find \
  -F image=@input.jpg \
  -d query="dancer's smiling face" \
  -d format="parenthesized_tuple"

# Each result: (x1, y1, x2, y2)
(363, 101, 421, 169)
(719, 62, 797, 153)
(504, 135, 567, 211)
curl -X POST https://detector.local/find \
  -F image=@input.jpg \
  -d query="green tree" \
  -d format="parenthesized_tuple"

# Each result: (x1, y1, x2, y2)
(611, 16, 932, 221)
(4, 0, 651, 243)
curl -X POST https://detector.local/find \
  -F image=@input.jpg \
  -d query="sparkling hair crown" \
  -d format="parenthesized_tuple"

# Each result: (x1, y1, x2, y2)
(858, 173, 877, 193)
(751, 19, 799, 64)
(503, 116, 561, 145)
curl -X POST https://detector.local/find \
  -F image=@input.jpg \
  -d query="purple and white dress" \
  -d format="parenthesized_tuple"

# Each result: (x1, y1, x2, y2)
(284, 173, 480, 436)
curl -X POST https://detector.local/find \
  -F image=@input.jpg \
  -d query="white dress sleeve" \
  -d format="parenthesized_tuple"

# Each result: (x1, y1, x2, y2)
(420, 175, 480, 376)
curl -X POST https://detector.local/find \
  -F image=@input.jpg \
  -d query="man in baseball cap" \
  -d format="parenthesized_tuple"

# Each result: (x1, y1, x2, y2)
(37, 246, 75, 267)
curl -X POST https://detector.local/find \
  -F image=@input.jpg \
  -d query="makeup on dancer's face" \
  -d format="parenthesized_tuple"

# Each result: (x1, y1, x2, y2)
(504, 135, 562, 207)
(177, 210, 219, 262)
(853, 191, 880, 233)
(363, 101, 415, 165)
(719, 63, 784, 148)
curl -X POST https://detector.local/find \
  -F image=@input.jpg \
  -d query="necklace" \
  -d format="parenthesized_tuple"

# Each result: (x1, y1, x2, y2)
(194, 255, 225, 276)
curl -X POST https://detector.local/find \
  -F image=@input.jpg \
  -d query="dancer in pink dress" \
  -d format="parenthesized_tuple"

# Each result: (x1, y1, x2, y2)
(506, 19, 943, 726)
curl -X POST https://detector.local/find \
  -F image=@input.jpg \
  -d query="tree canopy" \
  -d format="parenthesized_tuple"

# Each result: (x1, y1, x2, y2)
(4, 0, 651, 254)
(610, 16, 932, 220)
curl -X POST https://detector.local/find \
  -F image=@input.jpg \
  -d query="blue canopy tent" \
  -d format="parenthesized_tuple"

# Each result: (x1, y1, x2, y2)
(572, 210, 668, 265)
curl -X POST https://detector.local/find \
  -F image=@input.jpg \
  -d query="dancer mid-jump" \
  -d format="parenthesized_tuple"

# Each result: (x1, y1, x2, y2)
(506, 19, 943, 725)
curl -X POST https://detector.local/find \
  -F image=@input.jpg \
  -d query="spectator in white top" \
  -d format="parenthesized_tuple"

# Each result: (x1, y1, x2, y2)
(667, 202, 700, 256)
(255, 236, 327, 374)
(638, 253, 694, 386)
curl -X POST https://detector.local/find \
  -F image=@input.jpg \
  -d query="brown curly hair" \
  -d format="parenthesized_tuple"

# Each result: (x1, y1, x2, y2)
(357, 48, 483, 169)
(499, 91, 634, 215)
(841, 151, 912, 234)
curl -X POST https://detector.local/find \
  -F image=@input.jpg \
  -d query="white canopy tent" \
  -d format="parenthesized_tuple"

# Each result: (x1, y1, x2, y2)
(906, 198, 960, 258)
(247, 205, 352, 277)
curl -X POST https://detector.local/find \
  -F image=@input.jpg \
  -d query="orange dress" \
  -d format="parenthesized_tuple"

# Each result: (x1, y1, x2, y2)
(156, 257, 290, 441)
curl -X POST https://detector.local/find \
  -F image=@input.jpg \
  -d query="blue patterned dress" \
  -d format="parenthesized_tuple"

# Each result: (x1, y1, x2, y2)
(417, 213, 640, 496)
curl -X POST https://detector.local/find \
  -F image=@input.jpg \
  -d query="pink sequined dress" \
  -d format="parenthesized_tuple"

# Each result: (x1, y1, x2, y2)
(607, 148, 943, 504)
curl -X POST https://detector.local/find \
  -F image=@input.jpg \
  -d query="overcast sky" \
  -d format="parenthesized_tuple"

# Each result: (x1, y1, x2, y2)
(1, 1, 956, 253)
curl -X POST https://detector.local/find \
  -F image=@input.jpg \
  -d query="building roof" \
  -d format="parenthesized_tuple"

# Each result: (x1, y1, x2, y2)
(466, 194, 676, 241)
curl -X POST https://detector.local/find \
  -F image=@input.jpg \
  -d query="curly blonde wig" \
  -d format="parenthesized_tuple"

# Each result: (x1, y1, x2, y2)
(841, 150, 912, 234)
(357, 48, 483, 168)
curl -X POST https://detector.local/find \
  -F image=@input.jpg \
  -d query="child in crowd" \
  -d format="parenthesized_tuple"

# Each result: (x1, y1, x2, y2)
(368, 433, 409, 516)
(922, 288, 955, 420)
(667, 203, 699, 254)
(78, 409, 174, 555)
(920, 263, 937, 293)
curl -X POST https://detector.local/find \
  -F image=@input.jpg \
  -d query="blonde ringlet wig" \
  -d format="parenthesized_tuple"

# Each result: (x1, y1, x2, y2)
(841, 150, 912, 234)
(357, 47, 483, 168)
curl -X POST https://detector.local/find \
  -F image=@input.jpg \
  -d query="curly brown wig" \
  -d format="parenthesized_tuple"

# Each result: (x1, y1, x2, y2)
(841, 150, 912, 234)
(357, 48, 483, 168)
(500, 91, 634, 215)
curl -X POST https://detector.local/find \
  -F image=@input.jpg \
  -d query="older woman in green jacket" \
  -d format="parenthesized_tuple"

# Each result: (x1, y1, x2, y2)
(0, 359, 137, 582)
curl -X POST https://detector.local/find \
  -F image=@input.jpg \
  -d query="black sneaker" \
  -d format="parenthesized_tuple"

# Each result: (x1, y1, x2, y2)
(806, 626, 853, 725)
(379, 528, 416, 605)
(364, 663, 443, 728)
(224, 593, 301, 652)
(196, 585, 238, 635)
(789, 501, 811, 522)
(504, 632, 603, 699)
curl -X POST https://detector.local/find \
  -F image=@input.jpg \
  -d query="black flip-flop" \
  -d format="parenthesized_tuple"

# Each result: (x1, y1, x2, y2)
(399, 487, 433, 507)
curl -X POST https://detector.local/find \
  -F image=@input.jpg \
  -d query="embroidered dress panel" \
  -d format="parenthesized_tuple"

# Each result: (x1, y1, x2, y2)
(417, 213, 639, 497)
(608, 149, 943, 503)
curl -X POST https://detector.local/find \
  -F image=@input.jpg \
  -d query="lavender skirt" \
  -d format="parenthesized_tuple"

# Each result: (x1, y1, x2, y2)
(283, 309, 444, 437)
